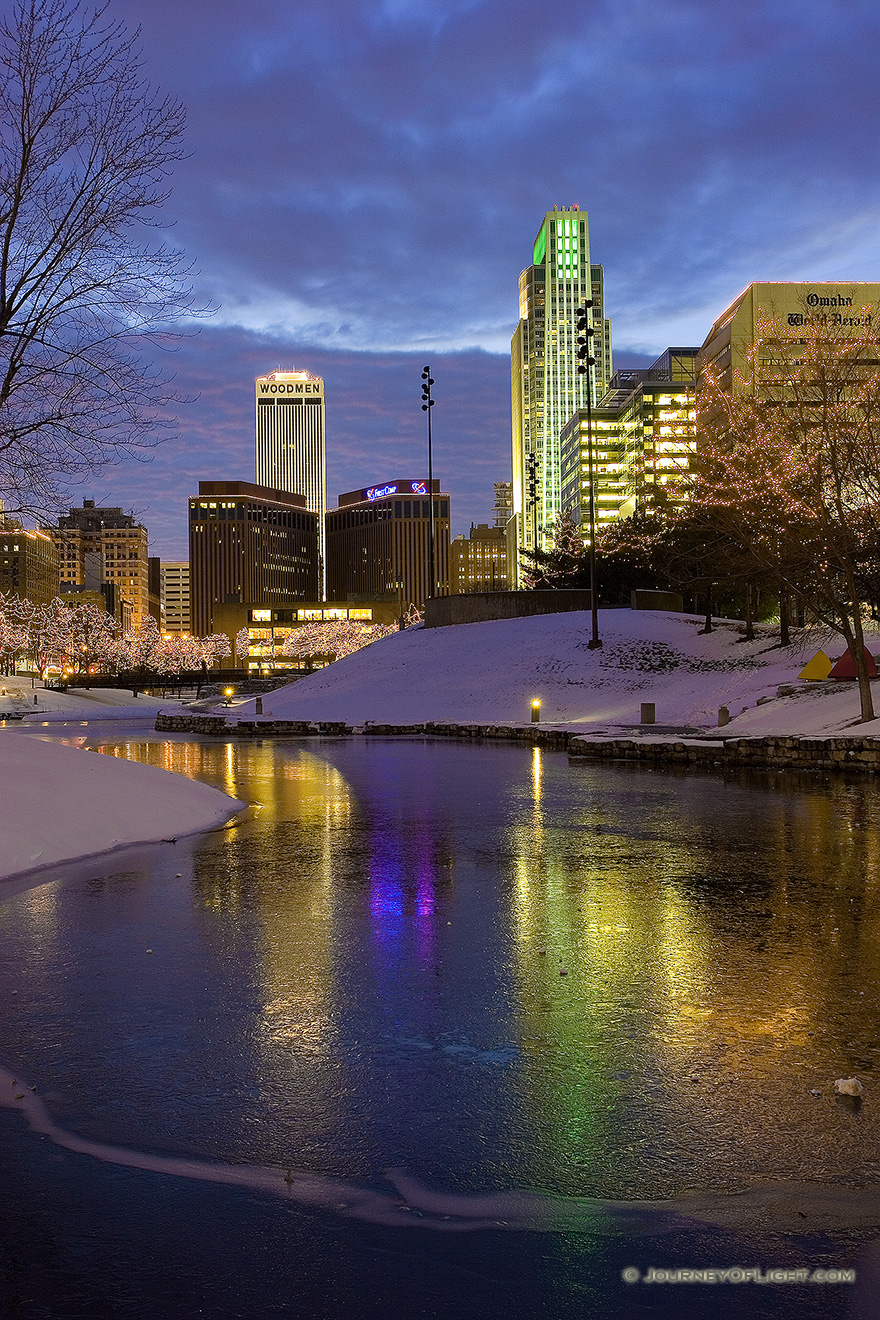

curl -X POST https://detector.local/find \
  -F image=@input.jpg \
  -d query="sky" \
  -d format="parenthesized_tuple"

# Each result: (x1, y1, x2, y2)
(62, 0, 880, 557)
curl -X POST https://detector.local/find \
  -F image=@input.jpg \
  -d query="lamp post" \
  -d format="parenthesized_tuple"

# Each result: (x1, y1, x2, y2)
(576, 299, 602, 649)
(396, 574, 404, 630)
(421, 366, 436, 601)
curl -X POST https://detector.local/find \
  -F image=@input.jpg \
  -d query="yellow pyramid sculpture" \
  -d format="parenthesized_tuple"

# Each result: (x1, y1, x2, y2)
(798, 649, 833, 681)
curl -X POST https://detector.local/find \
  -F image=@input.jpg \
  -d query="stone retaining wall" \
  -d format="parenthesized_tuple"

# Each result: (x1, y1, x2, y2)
(567, 734, 880, 772)
(154, 712, 880, 772)
(155, 713, 350, 736)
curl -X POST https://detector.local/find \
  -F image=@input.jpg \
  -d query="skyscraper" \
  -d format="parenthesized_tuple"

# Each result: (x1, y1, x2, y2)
(255, 369, 326, 592)
(188, 481, 320, 637)
(49, 499, 151, 625)
(510, 206, 612, 585)
(160, 561, 191, 634)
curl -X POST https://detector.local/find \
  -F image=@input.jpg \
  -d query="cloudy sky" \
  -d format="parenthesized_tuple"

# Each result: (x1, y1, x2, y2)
(80, 0, 880, 557)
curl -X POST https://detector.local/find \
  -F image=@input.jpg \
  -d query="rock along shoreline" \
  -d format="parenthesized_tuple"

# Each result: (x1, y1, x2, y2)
(154, 712, 880, 774)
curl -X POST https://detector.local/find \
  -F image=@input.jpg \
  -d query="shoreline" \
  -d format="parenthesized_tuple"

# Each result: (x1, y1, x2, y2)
(154, 711, 880, 774)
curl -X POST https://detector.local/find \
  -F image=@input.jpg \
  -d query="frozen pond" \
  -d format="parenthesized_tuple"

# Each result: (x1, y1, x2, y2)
(2, 727, 880, 1318)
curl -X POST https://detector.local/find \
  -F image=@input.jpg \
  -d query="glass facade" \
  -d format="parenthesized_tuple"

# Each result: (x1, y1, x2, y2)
(511, 208, 613, 582)
(560, 347, 699, 539)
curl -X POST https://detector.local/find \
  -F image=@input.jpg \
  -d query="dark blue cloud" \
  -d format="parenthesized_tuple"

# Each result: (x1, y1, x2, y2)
(72, 0, 880, 552)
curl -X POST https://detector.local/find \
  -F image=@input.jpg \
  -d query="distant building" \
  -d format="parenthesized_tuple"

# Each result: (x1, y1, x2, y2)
(255, 369, 326, 593)
(48, 499, 151, 625)
(189, 480, 320, 638)
(492, 481, 513, 531)
(147, 557, 161, 624)
(59, 584, 132, 630)
(560, 348, 699, 539)
(160, 561, 191, 635)
(450, 524, 508, 594)
(0, 521, 59, 605)
(325, 479, 450, 611)
(212, 599, 399, 673)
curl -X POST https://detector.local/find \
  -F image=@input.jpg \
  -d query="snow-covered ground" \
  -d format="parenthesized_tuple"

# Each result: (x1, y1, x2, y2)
(0, 683, 177, 722)
(224, 609, 880, 737)
(0, 685, 243, 883)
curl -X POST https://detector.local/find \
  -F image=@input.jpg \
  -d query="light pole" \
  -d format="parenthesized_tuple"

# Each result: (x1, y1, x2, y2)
(526, 450, 539, 562)
(396, 574, 404, 629)
(576, 299, 602, 649)
(421, 366, 436, 601)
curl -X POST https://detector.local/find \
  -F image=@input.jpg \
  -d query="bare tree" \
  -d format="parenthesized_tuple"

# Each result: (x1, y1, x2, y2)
(0, 0, 197, 515)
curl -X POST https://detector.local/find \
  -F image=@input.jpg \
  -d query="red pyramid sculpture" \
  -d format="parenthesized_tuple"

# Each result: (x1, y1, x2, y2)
(828, 646, 878, 680)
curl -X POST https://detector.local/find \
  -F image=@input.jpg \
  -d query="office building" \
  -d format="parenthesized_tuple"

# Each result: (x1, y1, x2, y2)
(189, 481, 320, 637)
(211, 599, 399, 673)
(450, 524, 508, 593)
(510, 205, 612, 584)
(560, 348, 699, 537)
(147, 557, 161, 624)
(49, 500, 151, 625)
(0, 521, 59, 604)
(255, 369, 326, 592)
(492, 481, 513, 531)
(160, 562, 191, 635)
(325, 479, 450, 611)
(699, 282, 880, 397)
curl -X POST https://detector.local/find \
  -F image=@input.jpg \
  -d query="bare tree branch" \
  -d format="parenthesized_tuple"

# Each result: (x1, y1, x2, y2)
(0, 0, 201, 517)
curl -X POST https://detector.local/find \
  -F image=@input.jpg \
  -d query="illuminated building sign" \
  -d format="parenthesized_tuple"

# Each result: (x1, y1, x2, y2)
(338, 479, 440, 508)
(365, 481, 429, 502)
(252, 609, 272, 621)
(257, 381, 322, 395)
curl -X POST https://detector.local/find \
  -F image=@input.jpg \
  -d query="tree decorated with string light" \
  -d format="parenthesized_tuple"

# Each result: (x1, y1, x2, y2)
(281, 619, 396, 664)
(520, 509, 590, 590)
(694, 304, 880, 719)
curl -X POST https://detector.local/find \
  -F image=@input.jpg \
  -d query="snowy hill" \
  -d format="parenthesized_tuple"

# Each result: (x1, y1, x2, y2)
(228, 609, 880, 736)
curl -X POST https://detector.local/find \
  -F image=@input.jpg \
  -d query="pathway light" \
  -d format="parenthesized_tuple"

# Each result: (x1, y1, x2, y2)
(531, 698, 541, 723)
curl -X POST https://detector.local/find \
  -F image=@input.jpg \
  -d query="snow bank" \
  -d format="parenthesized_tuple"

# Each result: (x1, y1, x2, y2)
(0, 735, 245, 882)
(0, 684, 173, 723)
(225, 609, 879, 736)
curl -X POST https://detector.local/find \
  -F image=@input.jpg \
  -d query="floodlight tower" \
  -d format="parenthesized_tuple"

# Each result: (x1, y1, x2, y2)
(576, 300, 602, 649)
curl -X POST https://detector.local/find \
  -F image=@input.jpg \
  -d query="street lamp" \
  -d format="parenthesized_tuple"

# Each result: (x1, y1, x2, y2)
(421, 366, 436, 601)
(576, 299, 602, 650)
(396, 574, 404, 630)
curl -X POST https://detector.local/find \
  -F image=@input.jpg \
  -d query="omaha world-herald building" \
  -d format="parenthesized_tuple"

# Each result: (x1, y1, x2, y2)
(699, 282, 880, 394)
(510, 205, 612, 585)
(325, 479, 450, 611)
(255, 369, 326, 592)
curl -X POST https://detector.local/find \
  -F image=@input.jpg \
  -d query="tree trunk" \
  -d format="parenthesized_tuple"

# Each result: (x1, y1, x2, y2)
(837, 544, 875, 722)
(779, 585, 790, 646)
(700, 582, 713, 634)
(744, 581, 755, 640)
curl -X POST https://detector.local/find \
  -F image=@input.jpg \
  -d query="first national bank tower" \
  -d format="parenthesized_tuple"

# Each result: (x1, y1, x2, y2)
(255, 369, 327, 592)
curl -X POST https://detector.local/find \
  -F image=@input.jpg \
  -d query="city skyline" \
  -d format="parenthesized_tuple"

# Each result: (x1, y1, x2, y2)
(37, 0, 880, 559)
